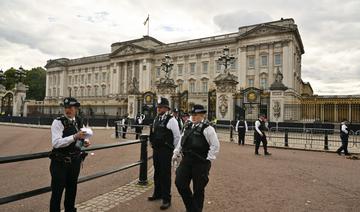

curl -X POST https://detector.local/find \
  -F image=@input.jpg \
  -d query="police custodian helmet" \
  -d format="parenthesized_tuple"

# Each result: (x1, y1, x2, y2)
(157, 97, 170, 109)
(61, 97, 80, 108)
(190, 104, 207, 114)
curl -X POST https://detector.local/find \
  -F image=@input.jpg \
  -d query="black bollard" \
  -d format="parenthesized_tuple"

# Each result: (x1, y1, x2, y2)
(285, 129, 289, 147)
(138, 134, 148, 185)
(324, 130, 329, 150)
(115, 122, 119, 138)
(230, 125, 233, 142)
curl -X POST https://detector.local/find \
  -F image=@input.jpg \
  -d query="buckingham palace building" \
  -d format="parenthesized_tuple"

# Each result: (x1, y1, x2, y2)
(40, 18, 360, 123)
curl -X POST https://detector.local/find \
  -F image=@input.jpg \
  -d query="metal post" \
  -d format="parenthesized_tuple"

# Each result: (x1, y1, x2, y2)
(115, 122, 119, 138)
(230, 125, 233, 142)
(285, 129, 289, 147)
(324, 130, 329, 150)
(138, 134, 148, 185)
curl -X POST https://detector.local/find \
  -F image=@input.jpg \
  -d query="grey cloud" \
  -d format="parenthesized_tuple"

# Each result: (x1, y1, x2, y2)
(213, 10, 273, 31)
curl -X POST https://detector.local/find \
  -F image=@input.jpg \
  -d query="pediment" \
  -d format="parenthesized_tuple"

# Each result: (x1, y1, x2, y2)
(241, 24, 292, 38)
(110, 44, 149, 57)
(45, 60, 68, 69)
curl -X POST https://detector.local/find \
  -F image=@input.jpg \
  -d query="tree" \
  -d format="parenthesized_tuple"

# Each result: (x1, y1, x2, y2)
(3, 67, 17, 90)
(24, 67, 46, 101)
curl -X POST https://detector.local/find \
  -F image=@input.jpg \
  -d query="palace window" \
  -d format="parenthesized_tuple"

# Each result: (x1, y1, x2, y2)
(248, 56, 255, 69)
(102, 86, 106, 96)
(81, 75, 84, 84)
(216, 60, 221, 72)
(80, 88, 84, 97)
(94, 86, 98, 96)
(178, 64, 183, 76)
(156, 67, 161, 77)
(202, 62, 208, 74)
(274, 54, 282, 66)
(261, 55, 268, 67)
(189, 81, 195, 93)
(260, 77, 268, 89)
(143, 65, 146, 71)
(202, 81, 208, 93)
(95, 73, 98, 82)
(248, 79, 254, 87)
(230, 59, 237, 70)
(88, 74, 91, 83)
(102, 72, 106, 82)
(178, 82, 183, 92)
(68, 76, 72, 85)
(74, 75, 78, 84)
(190, 63, 196, 74)
(87, 87, 91, 96)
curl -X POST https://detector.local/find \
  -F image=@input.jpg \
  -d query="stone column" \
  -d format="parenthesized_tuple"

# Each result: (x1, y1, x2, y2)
(12, 82, 28, 116)
(214, 72, 238, 121)
(269, 68, 288, 122)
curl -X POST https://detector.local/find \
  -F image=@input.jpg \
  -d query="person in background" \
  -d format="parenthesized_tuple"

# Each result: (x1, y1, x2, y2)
(254, 114, 271, 156)
(135, 112, 145, 139)
(235, 116, 248, 145)
(336, 119, 351, 156)
(172, 108, 183, 131)
(121, 114, 129, 139)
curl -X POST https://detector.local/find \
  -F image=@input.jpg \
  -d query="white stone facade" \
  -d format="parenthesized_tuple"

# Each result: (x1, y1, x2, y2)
(44, 18, 309, 119)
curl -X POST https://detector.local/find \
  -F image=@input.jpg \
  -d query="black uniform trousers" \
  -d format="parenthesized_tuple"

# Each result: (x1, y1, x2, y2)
(135, 127, 142, 140)
(152, 146, 173, 203)
(122, 126, 127, 138)
(337, 135, 349, 154)
(237, 128, 246, 145)
(255, 133, 268, 154)
(175, 157, 211, 212)
(50, 157, 81, 212)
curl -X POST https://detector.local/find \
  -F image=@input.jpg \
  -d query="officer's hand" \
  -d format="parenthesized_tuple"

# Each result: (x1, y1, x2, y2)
(74, 131, 86, 140)
(171, 154, 181, 168)
(84, 140, 91, 147)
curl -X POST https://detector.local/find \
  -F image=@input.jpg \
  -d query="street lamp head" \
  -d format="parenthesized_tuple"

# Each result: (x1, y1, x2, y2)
(223, 46, 230, 56)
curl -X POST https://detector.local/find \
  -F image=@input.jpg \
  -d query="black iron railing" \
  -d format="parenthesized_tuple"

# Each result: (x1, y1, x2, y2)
(0, 135, 150, 205)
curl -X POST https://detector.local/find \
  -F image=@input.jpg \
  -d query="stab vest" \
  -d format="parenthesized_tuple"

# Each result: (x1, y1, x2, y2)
(52, 116, 83, 154)
(181, 121, 210, 161)
(151, 114, 174, 149)
(340, 124, 349, 138)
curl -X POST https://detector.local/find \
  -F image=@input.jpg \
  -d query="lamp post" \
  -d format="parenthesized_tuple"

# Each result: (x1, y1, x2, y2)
(218, 46, 235, 72)
(0, 69, 5, 86)
(160, 54, 174, 79)
(15, 66, 26, 83)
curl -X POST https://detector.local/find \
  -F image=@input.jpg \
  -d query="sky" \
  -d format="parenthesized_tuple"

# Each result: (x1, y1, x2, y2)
(0, 0, 359, 95)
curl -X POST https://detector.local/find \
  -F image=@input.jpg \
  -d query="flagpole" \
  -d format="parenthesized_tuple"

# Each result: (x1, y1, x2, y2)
(147, 14, 150, 36)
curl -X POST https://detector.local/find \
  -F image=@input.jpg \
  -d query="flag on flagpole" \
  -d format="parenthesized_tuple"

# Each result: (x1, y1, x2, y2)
(143, 15, 149, 25)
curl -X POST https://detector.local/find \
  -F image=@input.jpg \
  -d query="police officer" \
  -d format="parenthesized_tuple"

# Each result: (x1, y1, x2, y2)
(336, 119, 351, 156)
(254, 114, 271, 155)
(172, 104, 220, 212)
(172, 108, 183, 131)
(135, 112, 145, 140)
(148, 97, 180, 210)
(49, 97, 91, 212)
(235, 116, 248, 145)
(121, 114, 129, 139)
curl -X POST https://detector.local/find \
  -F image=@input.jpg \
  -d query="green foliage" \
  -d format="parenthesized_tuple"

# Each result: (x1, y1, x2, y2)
(2, 67, 46, 101)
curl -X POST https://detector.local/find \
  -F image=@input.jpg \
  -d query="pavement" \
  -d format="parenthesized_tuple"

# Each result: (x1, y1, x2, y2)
(1, 126, 360, 212)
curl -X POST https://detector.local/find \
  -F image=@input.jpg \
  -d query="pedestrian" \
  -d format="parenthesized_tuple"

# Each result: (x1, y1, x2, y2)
(121, 114, 129, 139)
(135, 112, 145, 139)
(336, 119, 351, 156)
(173, 104, 220, 212)
(254, 114, 271, 155)
(172, 108, 183, 131)
(235, 116, 248, 145)
(148, 97, 181, 210)
(49, 97, 93, 212)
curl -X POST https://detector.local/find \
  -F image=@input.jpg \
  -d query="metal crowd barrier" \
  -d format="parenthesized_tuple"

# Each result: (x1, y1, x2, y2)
(0, 135, 150, 205)
(214, 124, 360, 153)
